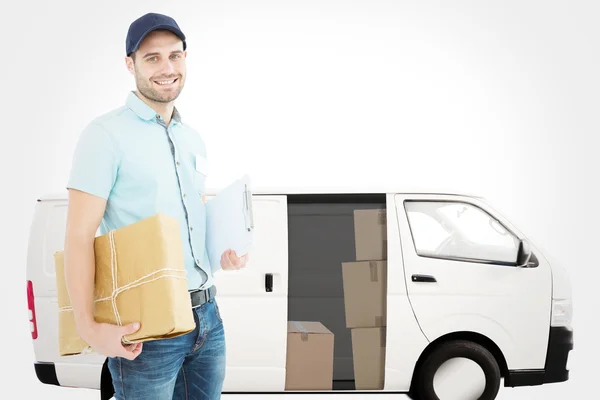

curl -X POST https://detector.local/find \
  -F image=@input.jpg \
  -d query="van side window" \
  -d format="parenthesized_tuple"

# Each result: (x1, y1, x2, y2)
(404, 201, 520, 265)
(404, 211, 451, 254)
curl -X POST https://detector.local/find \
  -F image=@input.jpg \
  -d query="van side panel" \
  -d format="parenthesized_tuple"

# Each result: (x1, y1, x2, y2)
(30, 194, 292, 392)
(384, 193, 430, 391)
(27, 200, 113, 388)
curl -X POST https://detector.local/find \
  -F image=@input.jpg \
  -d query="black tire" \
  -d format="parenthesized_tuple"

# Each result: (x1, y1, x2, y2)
(413, 340, 501, 400)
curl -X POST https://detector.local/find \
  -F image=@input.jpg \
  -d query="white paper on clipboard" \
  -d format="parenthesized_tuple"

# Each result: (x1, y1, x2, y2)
(205, 174, 254, 271)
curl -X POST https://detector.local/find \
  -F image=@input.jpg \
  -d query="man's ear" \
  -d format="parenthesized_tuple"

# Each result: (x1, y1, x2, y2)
(125, 56, 135, 75)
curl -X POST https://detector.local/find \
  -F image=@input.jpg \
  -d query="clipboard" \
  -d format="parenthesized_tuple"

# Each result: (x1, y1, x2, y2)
(205, 174, 254, 271)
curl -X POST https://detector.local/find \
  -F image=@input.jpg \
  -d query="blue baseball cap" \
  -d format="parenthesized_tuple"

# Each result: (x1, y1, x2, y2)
(126, 13, 187, 56)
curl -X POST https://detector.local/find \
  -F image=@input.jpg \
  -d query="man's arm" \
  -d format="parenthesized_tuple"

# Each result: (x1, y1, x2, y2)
(62, 122, 141, 359)
(63, 189, 142, 359)
(63, 188, 105, 336)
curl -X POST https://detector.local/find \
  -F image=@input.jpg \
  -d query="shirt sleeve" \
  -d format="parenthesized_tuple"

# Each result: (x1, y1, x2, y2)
(66, 122, 119, 200)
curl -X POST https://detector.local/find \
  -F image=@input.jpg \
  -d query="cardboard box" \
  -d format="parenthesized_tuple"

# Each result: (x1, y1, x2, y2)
(341, 261, 387, 328)
(353, 209, 387, 261)
(54, 213, 196, 356)
(351, 327, 386, 390)
(285, 321, 334, 390)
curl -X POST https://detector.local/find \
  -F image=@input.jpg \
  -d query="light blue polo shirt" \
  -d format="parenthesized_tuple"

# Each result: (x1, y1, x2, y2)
(67, 91, 215, 291)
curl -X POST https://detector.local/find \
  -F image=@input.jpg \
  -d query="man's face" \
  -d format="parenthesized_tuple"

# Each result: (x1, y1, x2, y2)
(127, 30, 187, 103)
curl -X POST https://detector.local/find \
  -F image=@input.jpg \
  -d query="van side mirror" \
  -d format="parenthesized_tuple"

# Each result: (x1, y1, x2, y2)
(516, 239, 539, 268)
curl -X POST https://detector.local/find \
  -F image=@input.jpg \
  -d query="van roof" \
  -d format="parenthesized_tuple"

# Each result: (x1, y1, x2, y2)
(37, 186, 483, 201)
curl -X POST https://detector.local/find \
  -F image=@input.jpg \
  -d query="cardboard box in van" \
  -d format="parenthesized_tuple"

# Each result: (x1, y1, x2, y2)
(54, 213, 196, 356)
(285, 321, 334, 390)
(341, 261, 387, 328)
(351, 327, 386, 390)
(353, 209, 387, 261)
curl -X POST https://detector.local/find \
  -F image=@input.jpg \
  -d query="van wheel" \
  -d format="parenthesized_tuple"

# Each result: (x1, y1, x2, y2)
(413, 340, 501, 400)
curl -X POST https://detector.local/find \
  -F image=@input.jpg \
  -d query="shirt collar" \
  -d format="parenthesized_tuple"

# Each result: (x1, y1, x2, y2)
(126, 91, 182, 125)
(171, 107, 182, 124)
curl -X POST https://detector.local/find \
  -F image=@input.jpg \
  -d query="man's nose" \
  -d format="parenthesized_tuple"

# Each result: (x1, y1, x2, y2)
(160, 60, 177, 75)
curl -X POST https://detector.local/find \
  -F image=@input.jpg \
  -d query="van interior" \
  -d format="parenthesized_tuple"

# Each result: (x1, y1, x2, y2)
(286, 193, 388, 390)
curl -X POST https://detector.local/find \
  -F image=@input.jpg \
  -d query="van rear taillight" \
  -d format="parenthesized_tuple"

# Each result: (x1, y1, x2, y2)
(27, 280, 38, 339)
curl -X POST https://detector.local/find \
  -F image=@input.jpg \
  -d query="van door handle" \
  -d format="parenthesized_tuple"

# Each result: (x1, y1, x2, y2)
(265, 273, 273, 292)
(412, 274, 437, 283)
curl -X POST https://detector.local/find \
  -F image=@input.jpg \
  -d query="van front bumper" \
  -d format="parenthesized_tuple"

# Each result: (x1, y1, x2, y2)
(34, 362, 59, 386)
(504, 326, 573, 387)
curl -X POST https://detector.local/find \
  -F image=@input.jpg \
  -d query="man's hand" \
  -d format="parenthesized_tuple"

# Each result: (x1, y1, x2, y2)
(79, 321, 143, 360)
(220, 249, 249, 271)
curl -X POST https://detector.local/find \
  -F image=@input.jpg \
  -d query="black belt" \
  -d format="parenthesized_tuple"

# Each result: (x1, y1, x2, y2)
(189, 285, 217, 308)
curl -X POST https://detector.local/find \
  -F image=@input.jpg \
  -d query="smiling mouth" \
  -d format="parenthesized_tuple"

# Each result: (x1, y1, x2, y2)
(153, 78, 179, 87)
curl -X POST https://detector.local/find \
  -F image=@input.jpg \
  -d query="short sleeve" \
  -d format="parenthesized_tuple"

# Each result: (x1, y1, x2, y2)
(66, 122, 119, 200)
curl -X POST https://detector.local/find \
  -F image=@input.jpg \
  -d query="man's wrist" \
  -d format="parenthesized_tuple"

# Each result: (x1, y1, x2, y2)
(75, 316, 98, 339)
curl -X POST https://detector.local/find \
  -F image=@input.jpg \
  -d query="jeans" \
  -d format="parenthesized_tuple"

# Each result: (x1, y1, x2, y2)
(108, 298, 226, 400)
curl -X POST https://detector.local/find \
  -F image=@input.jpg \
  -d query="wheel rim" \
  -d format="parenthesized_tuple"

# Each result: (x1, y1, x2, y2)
(432, 357, 486, 400)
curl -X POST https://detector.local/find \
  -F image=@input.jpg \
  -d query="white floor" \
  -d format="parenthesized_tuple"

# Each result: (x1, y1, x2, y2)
(22, 381, 575, 400)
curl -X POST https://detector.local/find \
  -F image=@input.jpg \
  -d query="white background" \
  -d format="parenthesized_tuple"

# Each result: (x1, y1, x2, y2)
(2, 0, 598, 398)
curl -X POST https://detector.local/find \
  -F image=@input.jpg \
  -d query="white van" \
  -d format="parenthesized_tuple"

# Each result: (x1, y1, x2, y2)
(26, 188, 573, 400)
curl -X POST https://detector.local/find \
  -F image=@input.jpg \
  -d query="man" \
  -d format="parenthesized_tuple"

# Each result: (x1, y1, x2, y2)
(63, 12, 248, 399)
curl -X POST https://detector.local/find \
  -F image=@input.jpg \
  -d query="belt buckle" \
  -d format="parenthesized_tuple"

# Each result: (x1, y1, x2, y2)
(190, 287, 211, 309)
(190, 289, 201, 309)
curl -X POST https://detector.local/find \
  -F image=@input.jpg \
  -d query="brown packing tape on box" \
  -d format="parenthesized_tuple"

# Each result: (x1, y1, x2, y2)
(368, 263, 386, 326)
(379, 209, 387, 258)
(54, 213, 196, 356)
(378, 209, 386, 224)
(293, 321, 309, 341)
(369, 261, 378, 282)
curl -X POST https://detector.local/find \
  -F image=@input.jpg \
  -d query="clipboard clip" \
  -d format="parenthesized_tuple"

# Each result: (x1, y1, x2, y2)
(243, 184, 254, 232)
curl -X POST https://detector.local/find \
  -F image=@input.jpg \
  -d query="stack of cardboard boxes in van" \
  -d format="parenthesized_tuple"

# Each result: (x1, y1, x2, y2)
(282, 208, 387, 391)
(342, 209, 387, 390)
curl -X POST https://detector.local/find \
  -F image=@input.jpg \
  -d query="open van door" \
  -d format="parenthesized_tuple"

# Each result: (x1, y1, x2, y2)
(213, 194, 289, 392)
(393, 194, 552, 373)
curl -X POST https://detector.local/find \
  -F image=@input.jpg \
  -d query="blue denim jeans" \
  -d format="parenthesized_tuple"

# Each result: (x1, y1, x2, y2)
(108, 298, 226, 400)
